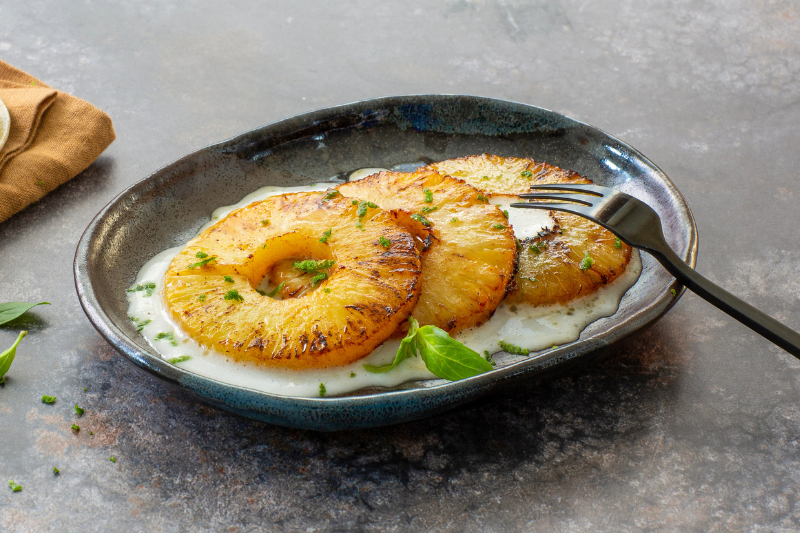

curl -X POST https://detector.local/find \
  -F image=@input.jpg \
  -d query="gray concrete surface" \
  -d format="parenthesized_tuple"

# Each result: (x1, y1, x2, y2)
(2, 1, 800, 531)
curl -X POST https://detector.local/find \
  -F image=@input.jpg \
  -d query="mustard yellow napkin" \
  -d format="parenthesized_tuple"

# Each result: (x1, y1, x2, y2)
(0, 60, 115, 223)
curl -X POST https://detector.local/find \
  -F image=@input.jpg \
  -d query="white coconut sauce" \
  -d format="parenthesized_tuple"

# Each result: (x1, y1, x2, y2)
(127, 170, 641, 398)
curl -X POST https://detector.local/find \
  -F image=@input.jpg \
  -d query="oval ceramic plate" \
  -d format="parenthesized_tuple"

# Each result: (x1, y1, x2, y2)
(74, 95, 697, 431)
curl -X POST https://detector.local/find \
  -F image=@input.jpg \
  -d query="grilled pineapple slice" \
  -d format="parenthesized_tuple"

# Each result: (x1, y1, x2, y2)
(163, 192, 422, 369)
(424, 154, 632, 306)
(337, 170, 517, 334)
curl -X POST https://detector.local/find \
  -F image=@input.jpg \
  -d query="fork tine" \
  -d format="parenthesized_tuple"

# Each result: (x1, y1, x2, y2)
(517, 192, 596, 206)
(509, 202, 597, 219)
(528, 183, 609, 196)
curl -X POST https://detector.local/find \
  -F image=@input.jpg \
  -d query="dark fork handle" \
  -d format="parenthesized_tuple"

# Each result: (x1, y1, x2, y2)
(651, 244, 800, 358)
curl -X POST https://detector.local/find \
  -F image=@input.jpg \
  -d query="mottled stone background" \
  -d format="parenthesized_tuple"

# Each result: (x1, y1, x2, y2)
(2, 1, 800, 531)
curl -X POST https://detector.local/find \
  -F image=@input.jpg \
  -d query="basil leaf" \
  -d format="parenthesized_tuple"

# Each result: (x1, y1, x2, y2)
(0, 331, 27, 380)
(0, 302, 50, 326)
(415, 325, 493, 381)
(363, 317, 420, 373)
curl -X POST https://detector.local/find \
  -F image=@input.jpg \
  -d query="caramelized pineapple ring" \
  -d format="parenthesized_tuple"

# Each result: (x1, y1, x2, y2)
(164, 192, 422, 369)
(423, 154, 632, 307)
(337, 170, 517, 335)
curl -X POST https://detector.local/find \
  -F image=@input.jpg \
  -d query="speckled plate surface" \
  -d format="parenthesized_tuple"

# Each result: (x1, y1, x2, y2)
(74, 95, 697, 431)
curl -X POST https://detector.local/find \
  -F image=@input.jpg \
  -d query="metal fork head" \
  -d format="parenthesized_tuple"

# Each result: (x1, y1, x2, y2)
(511, 183, 668, 253)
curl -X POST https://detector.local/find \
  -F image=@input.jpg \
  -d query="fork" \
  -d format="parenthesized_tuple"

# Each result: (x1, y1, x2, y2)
(511, 183, 800, 358)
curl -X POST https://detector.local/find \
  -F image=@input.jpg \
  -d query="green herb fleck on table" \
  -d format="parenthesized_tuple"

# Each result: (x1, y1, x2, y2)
(126, 283, 157, 296)
(0, 331, 27, 383)
(319, 383, 327, 397)
(319, 228, 332, 243)
(484, 351, 496, 366)
(0, 302, 50, 325)
(74, 405, 85, 416)
(614, 237, 622, 249)
(379, 236, 391, 248)
(423, 188, 433, 203)
(109, 457, 116, 463)
(364, 316, 493, 381)
(8, 480, 21, 492)
(267, 282, 285, 298)
(71, 424, 80, 432)
(155, 332, 179, 346)
(552, 345, 559, 350)
(186, 256, 217, 270)
(167, 355, 191, 364)
(579, 252, 593, 271)
(41, 395, 56, 404)
(671, 288, 677, 297)
(53, 467, 60, 475)
(224, 289, 244, 303)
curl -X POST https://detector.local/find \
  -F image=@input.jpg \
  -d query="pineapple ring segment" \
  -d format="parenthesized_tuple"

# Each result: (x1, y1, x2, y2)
(163, 192, 422, 370)
(424, 154, 633, 306)
(337, 170, 517, 335)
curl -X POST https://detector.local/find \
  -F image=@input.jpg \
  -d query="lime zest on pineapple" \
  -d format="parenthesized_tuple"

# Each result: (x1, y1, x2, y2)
(293, 259, 334, 273)
(311, 273, 327, 287)
(195, 251, 209, 259)
(423, 188, 433, 203)
(521, 170, 533, 177)
(266, 282, 285, 298)
(322, 190, 340, 200)
(319, 228, 333, 243)
(224, 290, 244, 302)
(223, 276, 234, 283)
(614, 237, 622, 249)
(186, 256, 216, 270)
(410, 213, 432, 227)
(579, 252, 593, 271)
(379, 236, 391, 248)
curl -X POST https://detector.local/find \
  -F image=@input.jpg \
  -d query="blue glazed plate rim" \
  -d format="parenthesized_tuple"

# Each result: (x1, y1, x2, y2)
(74, 94, 697, 431)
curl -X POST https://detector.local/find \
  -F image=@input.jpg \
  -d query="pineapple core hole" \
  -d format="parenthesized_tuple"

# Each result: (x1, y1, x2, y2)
(252, 233, 334, 300)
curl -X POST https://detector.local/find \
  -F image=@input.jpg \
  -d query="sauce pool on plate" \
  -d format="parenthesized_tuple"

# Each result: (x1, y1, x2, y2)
(126, 170, 641, 398)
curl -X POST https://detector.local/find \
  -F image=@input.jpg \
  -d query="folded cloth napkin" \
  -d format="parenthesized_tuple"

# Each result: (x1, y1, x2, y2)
(0, 60, 115, 223)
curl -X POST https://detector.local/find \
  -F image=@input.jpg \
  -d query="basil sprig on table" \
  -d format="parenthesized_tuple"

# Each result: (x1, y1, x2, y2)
(364, 317, 493, 381)
(0, 331, 27, 382)
(0, 302, 49, 325)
